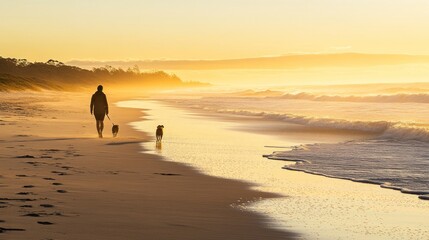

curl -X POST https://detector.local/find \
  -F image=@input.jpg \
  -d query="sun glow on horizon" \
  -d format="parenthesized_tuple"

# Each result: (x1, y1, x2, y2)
(1, 0, 429, 62)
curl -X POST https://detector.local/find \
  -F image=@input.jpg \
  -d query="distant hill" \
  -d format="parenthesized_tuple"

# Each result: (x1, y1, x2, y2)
(68, 53, 429, 70)
(0, 57, 206, 92)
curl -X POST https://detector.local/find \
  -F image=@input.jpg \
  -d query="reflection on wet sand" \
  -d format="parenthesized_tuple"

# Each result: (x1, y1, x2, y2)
(155, 142, 162, 153)
(119, 100, 429, 240)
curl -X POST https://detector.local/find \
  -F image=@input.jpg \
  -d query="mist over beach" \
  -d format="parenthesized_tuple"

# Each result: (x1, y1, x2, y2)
(1, 1, 429, 239)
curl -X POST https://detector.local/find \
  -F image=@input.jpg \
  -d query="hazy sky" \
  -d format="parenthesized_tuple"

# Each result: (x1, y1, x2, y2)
(1, 0, 429, 61)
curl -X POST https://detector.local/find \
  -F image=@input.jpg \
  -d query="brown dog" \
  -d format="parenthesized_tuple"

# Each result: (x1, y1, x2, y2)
(112, 124, 119, 137)
(156, 125, 164, 142)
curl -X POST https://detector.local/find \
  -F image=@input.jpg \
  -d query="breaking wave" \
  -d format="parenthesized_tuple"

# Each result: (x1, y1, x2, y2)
(276, 92, 429, 103)
(212, 108, 429, 142)
(226, 89, 429, 103)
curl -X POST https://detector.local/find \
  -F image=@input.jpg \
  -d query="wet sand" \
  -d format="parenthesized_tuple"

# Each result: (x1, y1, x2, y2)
(125, 100, 429, 240)
(0, 91, 296, 240)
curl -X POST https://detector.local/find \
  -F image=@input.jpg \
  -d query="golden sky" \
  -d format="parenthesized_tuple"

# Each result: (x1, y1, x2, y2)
(1, 0, 429, 61)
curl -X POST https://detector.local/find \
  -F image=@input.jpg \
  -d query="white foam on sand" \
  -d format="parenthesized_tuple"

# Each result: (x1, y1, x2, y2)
(265, 139, 429, 201)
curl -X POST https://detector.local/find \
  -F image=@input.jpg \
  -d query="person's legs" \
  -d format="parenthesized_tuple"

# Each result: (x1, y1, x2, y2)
(100, 120, 104, 137)
(96, 120, 102, 138)
(95, 113, 105, 138)
(96, 120, 104, 138)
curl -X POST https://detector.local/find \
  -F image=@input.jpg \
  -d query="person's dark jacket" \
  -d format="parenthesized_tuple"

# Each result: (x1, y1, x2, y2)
(90, 91, 108, 115)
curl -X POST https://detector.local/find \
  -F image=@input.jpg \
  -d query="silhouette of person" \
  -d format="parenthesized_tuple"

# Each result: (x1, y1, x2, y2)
(90, 85, 109, 138)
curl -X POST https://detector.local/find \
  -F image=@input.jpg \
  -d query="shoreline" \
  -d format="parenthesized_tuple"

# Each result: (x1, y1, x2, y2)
(272, 157, 429, 200)
(136, 99, 429, 240)
(160, 99, 429, 200)
(0, 91, 296, 239)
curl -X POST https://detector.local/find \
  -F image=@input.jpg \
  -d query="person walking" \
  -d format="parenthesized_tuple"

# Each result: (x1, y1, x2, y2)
(90, 85, 109, 138)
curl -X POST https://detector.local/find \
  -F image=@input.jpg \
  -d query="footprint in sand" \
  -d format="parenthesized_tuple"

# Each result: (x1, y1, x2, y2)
(40, 204, 54, 208)
(0, 198, 36, 202)
(52, 182, 63, 186)
(20, 205, 33, 208)
(37, 221, 54, 225)
(16, 174, 28, 177)
(56, 190, 67, 193)
(26, 161, 38, 165)
(0, 227, 26, 233)
(51, 171, 68, 176)
(16, 155, 35, 159)
(42, 149, 61, 152)
(23, 185, 35, 188)
(43, 177, 55, 181)
(16, 192, 36, 195)
(23, 213, 41, 217)
(154, 173, 182, 176)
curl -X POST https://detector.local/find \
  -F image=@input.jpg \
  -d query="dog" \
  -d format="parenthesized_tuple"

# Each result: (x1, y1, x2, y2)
(156, 125, 164, 142)
(112, 124, 119, 137)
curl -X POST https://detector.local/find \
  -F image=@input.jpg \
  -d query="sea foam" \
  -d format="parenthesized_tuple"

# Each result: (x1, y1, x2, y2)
(265, 140, 429, 200)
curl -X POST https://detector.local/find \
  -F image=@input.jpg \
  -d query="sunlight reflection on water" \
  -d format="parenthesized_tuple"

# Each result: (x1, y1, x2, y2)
(118, 100, 429, 240)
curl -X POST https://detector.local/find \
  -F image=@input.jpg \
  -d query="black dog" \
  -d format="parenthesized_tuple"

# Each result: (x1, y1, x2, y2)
(156, 125, 164, 142)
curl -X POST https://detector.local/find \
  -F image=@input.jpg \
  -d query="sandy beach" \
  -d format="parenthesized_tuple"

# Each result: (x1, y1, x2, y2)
(3, 1, 429, 239)
(0, 91, 296, 240)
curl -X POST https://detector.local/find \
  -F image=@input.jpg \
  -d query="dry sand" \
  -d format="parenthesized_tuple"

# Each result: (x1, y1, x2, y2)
(0, 91, 296, 240)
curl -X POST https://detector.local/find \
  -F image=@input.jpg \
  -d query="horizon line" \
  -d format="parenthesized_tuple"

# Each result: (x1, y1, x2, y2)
(64, 52, 429, 70)
(66, 52, 429, 64)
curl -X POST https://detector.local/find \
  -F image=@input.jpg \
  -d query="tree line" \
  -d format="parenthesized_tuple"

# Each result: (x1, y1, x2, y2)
(0, 57, 202, 91)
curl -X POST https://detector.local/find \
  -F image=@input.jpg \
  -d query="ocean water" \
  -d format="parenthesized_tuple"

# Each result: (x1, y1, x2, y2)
(266, 140, 429, 197)
(163, 94, 429, 200)
(118, 98, 429, 240)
